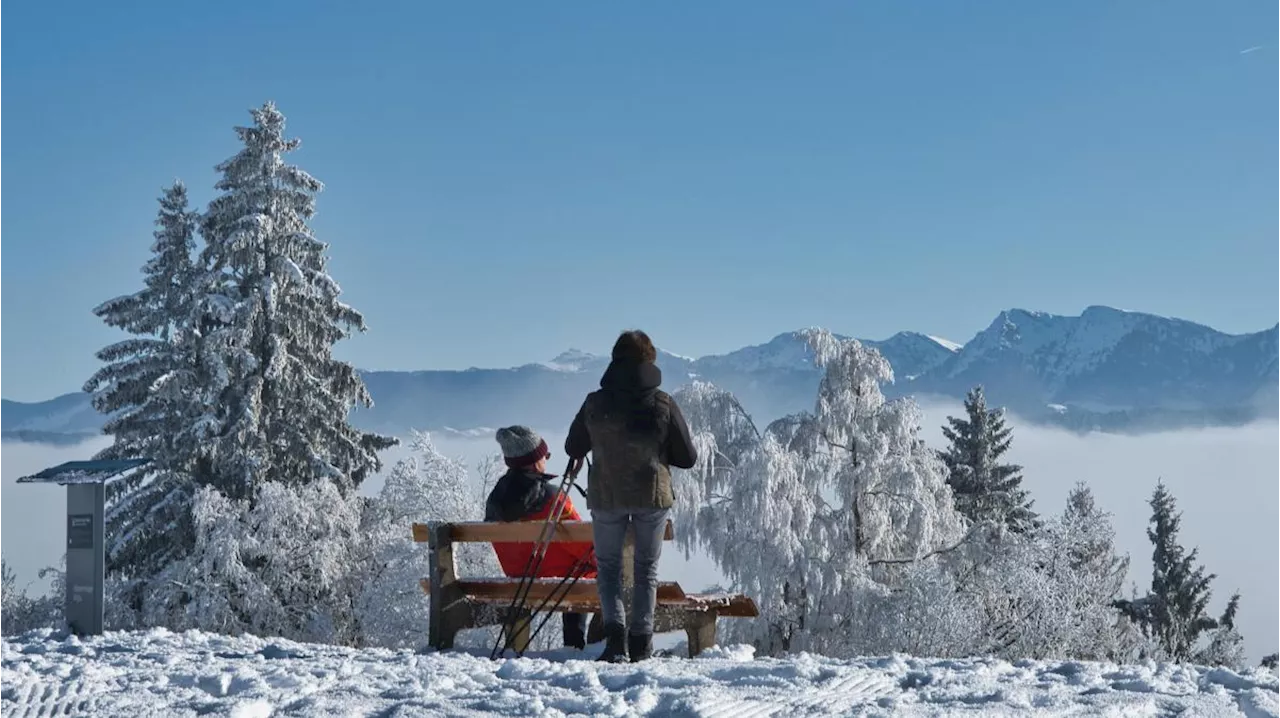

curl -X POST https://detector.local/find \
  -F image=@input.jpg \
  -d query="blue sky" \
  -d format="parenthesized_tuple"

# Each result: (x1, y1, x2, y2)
(2, 1, 1275, 401)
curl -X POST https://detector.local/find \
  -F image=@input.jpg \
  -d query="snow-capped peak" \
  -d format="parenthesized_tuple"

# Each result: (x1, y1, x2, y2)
(696, 331, 829, 373)
(944, 305, 1250, 383)
(542, 349, 600, 372)
(926, 335, 963, 352)
(658, 348, 697, 363)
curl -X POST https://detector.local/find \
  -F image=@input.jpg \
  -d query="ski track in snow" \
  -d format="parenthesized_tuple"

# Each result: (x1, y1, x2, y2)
(3, 630, 1277, 717)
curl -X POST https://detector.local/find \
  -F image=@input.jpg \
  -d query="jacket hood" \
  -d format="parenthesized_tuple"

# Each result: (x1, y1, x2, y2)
(600, 360, 662, 394)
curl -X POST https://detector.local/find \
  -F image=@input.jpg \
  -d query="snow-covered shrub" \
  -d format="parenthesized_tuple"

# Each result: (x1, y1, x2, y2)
(139, 481, 365, 644)
(1, 559, 63, 635)
(961, 483, 1133, 661)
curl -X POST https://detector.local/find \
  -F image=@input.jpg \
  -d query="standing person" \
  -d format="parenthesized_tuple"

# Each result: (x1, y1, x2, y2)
(565, 330, 698, 662)
(485, 425, 597, 651)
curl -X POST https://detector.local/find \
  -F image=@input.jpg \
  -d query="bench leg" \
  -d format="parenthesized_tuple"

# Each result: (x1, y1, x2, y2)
(428, 524, 473, 651)
(504, 609, 532, 654)
(684, 612, 718, 658)
(433, 612, 466, 651)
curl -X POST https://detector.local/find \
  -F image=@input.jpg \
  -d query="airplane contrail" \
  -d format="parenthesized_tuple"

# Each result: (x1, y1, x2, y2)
(1239, 46, 1264, 54)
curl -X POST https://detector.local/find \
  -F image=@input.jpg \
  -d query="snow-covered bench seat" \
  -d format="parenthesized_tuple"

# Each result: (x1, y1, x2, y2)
(411, 520, 759, 657)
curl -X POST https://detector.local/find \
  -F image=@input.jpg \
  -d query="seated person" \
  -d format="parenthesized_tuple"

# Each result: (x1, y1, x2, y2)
(485, 425, 598, 650)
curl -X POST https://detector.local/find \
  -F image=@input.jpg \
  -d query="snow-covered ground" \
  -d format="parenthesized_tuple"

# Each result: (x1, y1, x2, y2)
(3, 629, 1277, 717)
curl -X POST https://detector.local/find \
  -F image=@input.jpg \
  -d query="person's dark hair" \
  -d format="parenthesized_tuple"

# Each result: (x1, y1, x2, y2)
(611, 329, 657, 364)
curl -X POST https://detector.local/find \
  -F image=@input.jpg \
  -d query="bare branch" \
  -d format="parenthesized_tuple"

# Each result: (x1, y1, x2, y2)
(867, 521, 992, 567)
(720, 392, 763, 440)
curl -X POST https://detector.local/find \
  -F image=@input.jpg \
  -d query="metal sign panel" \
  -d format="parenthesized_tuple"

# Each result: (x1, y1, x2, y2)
(67, 514, 94, 549)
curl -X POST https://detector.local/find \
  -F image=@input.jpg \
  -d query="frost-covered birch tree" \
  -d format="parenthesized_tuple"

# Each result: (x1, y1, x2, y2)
(673, 330, 970, 656)
(356, 432, 499, 648)
(196, 101, 395, 499)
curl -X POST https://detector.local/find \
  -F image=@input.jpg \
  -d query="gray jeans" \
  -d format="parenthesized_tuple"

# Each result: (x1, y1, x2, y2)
(591, 507, 669, 636)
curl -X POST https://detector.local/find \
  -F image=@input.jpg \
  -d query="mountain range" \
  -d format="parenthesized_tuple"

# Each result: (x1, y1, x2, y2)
(3, 306, 1276, 445)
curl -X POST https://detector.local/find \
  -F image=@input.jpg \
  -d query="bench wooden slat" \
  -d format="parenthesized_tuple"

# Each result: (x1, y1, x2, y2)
(417, 578, 757, 616)
(684, 593, 760, 617)
(419, 577, 686, 603)
(412, 519, 675, 544)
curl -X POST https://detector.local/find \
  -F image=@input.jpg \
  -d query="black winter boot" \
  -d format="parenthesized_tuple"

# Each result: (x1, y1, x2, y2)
(562, 613, 587, 650)
(628, 633, 653, 662)
(597, 624, 629, 663)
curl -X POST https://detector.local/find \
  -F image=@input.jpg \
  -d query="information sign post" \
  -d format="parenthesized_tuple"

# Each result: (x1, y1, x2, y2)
(17, 458, 150, 636)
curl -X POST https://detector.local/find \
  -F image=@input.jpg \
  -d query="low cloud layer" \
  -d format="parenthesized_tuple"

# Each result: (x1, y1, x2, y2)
(4, 409, 1275, 661)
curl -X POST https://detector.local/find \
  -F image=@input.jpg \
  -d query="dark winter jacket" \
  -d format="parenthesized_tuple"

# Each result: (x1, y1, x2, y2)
(484, 468, 596, 579)
(564, 360, 698, 511)
(484, 468, 556, 523)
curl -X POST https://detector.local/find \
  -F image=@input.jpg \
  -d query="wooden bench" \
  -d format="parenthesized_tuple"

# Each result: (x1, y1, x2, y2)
(412, 519, 759, 657)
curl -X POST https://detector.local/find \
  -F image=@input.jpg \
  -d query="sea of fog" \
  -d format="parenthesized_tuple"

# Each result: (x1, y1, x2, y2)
(3, 401, 1275, 661)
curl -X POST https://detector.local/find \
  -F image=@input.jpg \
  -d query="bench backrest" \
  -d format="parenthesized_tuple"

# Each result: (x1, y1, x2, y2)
(412, 519, 674, 544)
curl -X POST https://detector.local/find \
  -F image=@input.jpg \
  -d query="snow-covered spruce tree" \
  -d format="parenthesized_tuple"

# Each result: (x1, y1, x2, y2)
(196, 101, 396, 500)
(1262, 654, 1279, 670)
(356, 431, 499, 649)
(83, 181, 200, 471)
(1196, 592, 1246, 669)
(138, 103, 396, 640)
(672, 330, 971, 657)
(81, 181, 216, 611)
(939, 386, 1038, 535)
(1115, 481, 1217, 662)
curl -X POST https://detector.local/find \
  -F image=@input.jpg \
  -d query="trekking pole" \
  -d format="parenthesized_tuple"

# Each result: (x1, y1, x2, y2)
(503, 550, 592, 657)
(490, 461, 581, 659)
(514, 549, 597, 657)
(506, 462, 594, 657)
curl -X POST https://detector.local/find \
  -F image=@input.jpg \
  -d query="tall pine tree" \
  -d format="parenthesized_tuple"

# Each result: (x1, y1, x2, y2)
(1115, 481, 1218, 662)
(84, 181, 212, 599)
(939, 386, 1038, 534)
(196, 101, 396, 499)
(86, 180, 199, 455)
